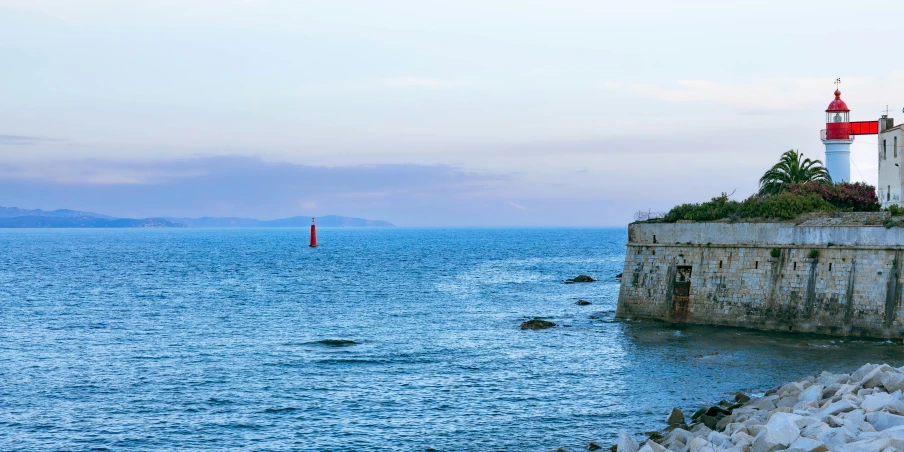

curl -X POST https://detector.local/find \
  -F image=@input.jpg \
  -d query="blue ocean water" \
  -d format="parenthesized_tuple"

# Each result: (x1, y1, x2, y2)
(1, 228, 903, 451)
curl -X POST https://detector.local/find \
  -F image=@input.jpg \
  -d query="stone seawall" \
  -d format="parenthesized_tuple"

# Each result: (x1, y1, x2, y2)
(616, 219, 904, 339)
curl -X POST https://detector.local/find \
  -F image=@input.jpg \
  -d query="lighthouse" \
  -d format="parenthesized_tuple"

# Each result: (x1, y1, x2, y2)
(821, 87, 853, 183)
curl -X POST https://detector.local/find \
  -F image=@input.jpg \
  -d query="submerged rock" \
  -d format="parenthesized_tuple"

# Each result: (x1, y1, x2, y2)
(587, 442, 602, 451)
(575, 300, 592, 306)
(520, 319, 556, 330)
(312, 339, 360, 347)
(565, 275, 596, 284)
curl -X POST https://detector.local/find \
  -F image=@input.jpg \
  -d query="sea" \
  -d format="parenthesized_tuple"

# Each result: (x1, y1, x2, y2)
(1, 228, 903, 451)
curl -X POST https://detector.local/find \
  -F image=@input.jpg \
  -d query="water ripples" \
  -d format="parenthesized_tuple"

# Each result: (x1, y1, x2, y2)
(0, 228, 903, 450)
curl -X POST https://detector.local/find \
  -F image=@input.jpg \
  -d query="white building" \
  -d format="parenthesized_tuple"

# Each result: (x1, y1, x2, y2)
(878, 116, 903, 208)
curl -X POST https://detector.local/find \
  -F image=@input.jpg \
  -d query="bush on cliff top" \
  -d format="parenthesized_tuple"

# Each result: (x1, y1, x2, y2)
(657, 181, 878, 223)
(787, 181, 879, 212)
(661, 192, 836, 222)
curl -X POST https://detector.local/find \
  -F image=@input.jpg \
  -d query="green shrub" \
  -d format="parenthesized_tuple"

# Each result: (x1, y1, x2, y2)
(887, 204, 904, 216)
(662, 193, 741, 222)
(660, 192, 836, 223)
(770, 248, 781, 258)
(739, 193, 836, 220)
(808, 249, 819, 259)
(788, 181, 879, 212)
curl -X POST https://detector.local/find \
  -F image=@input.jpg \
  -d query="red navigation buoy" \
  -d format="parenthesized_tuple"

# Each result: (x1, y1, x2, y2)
(310, 217, 317, 248)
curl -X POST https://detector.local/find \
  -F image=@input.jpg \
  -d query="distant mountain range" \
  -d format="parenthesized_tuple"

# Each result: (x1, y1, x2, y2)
(0, 206, 394, 228)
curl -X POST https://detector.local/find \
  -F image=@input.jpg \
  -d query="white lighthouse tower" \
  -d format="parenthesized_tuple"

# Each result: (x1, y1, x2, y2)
(821, 86, 853, 183)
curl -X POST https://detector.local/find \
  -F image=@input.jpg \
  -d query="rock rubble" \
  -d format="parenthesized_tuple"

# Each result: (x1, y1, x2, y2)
(616, 363, 904, 451)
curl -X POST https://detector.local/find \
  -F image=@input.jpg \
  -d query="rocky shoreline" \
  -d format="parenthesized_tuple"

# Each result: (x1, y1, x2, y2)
(610, 363, 904, 451)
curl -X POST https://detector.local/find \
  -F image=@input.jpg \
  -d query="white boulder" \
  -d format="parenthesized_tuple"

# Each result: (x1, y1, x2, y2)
(867, 411, 904, 431)
(751, 412, 801, 452)
(617, 430, 639, 452)
(636, 440, 667, 452)
(786, 436, 827, 452)
(798, 384, 824, 402)
(882, 372, 904, 393)
(860, 390, 904, 414)
(816, 427, 856, 448)
(821, 399, 856, 417)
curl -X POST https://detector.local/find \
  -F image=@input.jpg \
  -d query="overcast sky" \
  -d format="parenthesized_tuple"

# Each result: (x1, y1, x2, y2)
(2, 0, 903, 226)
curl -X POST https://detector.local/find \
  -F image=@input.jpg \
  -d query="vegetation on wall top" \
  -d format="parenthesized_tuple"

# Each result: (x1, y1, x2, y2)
(646, 150, 880, 223)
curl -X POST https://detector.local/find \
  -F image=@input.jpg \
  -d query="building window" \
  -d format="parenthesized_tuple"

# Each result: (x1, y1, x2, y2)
(889, 186, 892, 202)
(897, 137, 899, 158)
(885, 140, 888, 159)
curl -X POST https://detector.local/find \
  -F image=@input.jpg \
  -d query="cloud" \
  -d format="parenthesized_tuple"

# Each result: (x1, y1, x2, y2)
(0, 155, 657, 226)
(0, 156, 509, 225)
(381, 76, 465, 88)
(600, 75, 904, 115)
(507, 201, 527, 211)
(0, 135, 61, 145)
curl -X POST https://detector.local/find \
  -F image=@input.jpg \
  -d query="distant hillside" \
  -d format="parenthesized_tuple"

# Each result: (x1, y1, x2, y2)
(0, 206, 394, 228)
(0, 217, 181, 228)
(0, 206, 114, 219)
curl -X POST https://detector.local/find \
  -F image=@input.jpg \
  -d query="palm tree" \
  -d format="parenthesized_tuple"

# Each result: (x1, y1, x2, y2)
(758, 150, 832, 196)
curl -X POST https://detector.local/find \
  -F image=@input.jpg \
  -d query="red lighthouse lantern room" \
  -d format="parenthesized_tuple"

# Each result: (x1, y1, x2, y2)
(825, 89, 851, 140)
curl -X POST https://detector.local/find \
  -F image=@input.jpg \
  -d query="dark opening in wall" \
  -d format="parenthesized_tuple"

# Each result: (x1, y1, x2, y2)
(793, 262, 797, 270)
(755, 261, 759, 269)
(719, 260, 723, 269)
(653, 234, 657, 243)
(829, 262, 833, 271)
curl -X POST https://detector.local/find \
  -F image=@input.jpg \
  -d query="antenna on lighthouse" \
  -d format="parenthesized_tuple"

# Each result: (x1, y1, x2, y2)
(309, 217, 317, 248)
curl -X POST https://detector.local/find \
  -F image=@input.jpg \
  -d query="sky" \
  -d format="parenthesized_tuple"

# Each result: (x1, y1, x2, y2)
(2, 0, 904, 226)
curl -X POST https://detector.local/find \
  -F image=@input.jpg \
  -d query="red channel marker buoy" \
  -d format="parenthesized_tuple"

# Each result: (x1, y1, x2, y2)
(310, 217, 317, 248)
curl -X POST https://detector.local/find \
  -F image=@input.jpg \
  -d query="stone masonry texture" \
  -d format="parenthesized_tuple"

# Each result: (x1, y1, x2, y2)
(616, 221, 904, 339)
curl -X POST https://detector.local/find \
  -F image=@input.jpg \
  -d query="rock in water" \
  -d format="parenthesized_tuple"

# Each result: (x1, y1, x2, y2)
(575, 300, 592, 306)
(624, 363, 904, 452)
(666, 407, 685, 425)
(520, 319, 556, 330)
(617, 430, 639, 452)
(587, 442, 602, 451)
(572, 275, 595, 282)
(637, 441, 667, 452)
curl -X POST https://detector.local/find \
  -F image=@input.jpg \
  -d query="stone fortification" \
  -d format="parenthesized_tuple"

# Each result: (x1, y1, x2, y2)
(616, 213, 904, 339)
